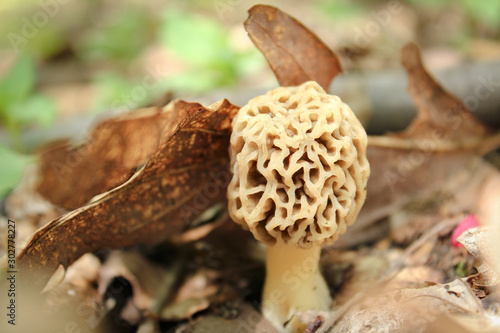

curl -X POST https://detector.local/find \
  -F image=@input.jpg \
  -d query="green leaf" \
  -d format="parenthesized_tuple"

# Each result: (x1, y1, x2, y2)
(0, 145, 34, 198)
(162, 70, 220, 93)
(462, 0, 500, 28)
(0, 54, 36, 111)
(80, 9, 152, 61)
(91, 72, 146, 112)
(318, 0, 365, 20)
(5, 93, 56, 127)
(159, 12, 229, 65)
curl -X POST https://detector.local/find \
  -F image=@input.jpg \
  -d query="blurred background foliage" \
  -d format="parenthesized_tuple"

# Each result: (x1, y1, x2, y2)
(0, 0, 499, 197)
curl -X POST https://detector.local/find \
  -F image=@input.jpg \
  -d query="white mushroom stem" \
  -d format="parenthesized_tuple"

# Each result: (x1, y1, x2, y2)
(262, 243, 332, 333)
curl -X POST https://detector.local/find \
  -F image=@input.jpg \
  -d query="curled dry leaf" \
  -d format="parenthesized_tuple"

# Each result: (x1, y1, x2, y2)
(321, 279, 483, 333)
(18, 99, 238, 287)
(37, 107, 183, 210)
(244, 5, 343, 91)
(341, 43, 498, 245)
(397, 43, 490, 142)
(426, 312, 500, 333)
(458, 227, 500, 287)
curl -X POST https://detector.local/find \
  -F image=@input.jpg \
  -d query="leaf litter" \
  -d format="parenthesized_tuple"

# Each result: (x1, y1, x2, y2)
(1, 4, 500, 333)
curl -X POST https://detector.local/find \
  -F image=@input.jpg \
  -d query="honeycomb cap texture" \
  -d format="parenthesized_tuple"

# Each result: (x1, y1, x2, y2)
(227, 81, 370, 248)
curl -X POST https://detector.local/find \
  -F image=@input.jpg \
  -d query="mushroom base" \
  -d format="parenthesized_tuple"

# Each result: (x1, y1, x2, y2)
(262, 244, 332, 333)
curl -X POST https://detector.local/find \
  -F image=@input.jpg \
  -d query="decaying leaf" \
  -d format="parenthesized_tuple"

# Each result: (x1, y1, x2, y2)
(398, 43, 490, 141)
(458, 227, 500, 286)
(244, 5, 343, 91)
(319, 279, 483, 333)
(37, 107, 181, 210)
(340, 43, 499, 246)
(426, 312, 500, 333)
(18, 99, 238, 287)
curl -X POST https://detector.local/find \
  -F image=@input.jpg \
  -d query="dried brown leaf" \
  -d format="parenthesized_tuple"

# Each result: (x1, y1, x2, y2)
(244, 5, 343, 90)
(322, 279, 483, 333)
(426, 312, 500, 333)
(458, 227, 500, 286)
(36, 107, 181, 210)
(399, 43, 490, 141)
(340, 44, 497, 245)
(18, 99, 238, 287)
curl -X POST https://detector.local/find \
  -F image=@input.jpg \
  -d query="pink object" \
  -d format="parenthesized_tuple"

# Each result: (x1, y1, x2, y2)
(451, 215, 480, 248)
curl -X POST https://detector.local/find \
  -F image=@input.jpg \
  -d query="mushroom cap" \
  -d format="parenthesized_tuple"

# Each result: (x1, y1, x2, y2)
(227, 81, 370, 248)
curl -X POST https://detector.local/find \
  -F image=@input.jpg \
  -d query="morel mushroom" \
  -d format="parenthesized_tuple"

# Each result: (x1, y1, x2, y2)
(227, 81, 370, 332)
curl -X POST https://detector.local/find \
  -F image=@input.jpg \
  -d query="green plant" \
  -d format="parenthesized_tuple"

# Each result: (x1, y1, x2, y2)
(0, 54, 55, 197)
(454, 260, 469, 278)
(318, 0, 365, 21)
(158, 11, 262, 93)
(78, 8, 154, 61)
(90, 72, 143, 113)
(0, 145, 35, 197)
(407, 0, 500, 30)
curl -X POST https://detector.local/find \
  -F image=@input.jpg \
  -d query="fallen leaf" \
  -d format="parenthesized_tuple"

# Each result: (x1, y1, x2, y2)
(339, 43, 499, 246)
(426, 312, 500, 333)
(18, 99, 238, 287)
(458, 227, 500, 286)
(398, 43, 490, 141)
(322, 279, 483, 333)
(36, 106, 182, 210)
(244, 5, 343, 90)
